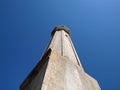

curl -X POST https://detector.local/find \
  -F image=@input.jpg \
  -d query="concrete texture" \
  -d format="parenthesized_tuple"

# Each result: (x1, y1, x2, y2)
(20, 26, 101, 90)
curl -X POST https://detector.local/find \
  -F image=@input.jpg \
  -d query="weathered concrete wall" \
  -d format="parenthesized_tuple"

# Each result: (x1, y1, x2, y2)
(49, 30, 82, 67)
(41, 51, 100, 90)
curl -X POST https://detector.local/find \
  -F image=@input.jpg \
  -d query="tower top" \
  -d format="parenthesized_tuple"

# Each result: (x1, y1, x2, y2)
(51, 25, 70, 36)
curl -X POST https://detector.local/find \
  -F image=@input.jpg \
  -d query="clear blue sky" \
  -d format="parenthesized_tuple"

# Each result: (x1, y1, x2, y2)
(0, 0, 120, 90)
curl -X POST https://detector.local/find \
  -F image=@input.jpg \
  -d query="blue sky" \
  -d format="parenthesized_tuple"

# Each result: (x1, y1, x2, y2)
(0, 0, 120, 90)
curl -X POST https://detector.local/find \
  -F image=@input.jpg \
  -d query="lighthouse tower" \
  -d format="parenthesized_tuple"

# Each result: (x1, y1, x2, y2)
(20, 26, 101, 90)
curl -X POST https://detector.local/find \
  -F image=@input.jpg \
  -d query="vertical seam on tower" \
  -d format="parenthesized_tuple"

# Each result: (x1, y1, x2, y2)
(61, 30, 63, 56)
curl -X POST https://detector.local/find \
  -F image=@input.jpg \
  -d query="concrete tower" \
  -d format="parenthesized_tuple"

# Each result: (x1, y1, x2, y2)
(20, 26, 101, 90)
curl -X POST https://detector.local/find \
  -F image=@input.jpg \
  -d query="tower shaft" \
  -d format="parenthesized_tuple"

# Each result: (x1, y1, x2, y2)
(20, 26, 101, 90)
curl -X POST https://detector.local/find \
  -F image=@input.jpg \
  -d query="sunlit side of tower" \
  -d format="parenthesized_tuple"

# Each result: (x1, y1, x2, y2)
(20, 26, 101, 90)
